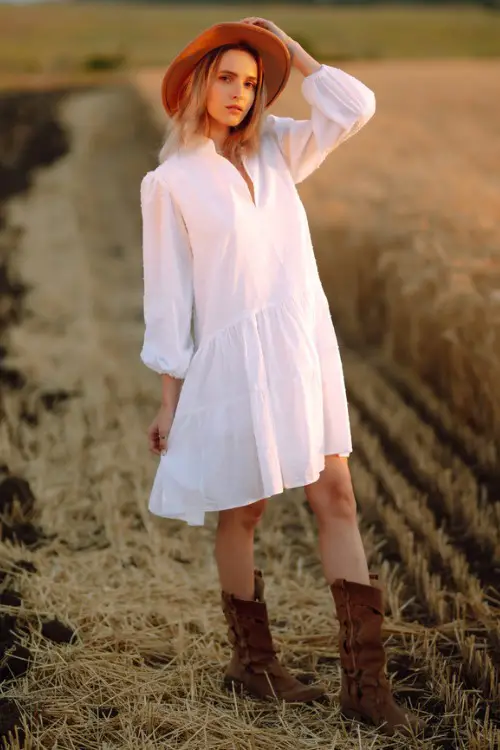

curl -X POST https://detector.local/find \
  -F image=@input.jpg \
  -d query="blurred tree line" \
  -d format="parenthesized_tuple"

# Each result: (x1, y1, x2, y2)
(132, 0, 495, 4)
(119, 0, 500, 8)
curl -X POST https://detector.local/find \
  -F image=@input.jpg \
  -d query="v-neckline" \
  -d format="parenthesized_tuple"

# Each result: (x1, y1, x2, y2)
(208, 141, 257, 208)
(230, 157, 256, 207)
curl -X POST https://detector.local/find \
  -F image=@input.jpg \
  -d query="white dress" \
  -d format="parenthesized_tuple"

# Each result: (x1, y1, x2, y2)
(140, 63, 376, 526)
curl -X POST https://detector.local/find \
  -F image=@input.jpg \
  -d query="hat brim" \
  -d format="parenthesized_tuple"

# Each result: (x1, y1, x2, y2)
(161, 22, 292, 117)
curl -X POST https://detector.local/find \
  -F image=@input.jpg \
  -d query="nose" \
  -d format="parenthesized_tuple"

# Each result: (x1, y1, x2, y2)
(231, 79, 246, 100)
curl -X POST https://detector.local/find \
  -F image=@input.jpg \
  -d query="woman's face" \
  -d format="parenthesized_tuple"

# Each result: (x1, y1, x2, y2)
(206, 49, 258, 130)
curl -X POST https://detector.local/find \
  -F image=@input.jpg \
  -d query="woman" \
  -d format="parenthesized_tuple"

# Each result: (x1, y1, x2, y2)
(140, 18, 425, 737)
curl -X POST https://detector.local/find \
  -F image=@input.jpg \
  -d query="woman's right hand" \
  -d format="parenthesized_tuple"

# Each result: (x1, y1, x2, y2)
(147, 405, 175, 456)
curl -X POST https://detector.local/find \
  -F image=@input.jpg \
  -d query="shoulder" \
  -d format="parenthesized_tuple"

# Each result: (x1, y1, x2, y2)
(141, 144, 205, 196)
(262, 113, 297, 140)
(141, 156, 180, 188)
(257, 115, 295, 169)
(261, 114, 279, 141)
(140, 156, 182, 204)
(259, 114, 297, 151)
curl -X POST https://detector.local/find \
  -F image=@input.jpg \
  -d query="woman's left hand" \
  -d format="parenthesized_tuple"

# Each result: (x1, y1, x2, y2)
(239, 17, 292, 47)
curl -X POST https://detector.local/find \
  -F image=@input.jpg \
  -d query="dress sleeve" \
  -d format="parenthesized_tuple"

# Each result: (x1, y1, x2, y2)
(139, 170, 195, 379)
(265, 64, 376, 185)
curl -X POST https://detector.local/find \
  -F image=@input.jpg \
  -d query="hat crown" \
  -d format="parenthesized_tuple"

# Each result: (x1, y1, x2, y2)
(161, 21, 291, 117)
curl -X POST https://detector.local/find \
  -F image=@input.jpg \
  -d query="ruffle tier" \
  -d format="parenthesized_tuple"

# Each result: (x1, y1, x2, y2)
(148, 288, 351, 526)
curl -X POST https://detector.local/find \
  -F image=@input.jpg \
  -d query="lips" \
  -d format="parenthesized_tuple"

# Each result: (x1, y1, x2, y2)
(226, 106, 243, 113)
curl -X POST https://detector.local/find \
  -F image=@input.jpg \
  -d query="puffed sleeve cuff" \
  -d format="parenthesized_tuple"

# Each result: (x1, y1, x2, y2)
(139, 171, 195, 380)
(301, 64, 376, 131)
(140, 344, 192, 380)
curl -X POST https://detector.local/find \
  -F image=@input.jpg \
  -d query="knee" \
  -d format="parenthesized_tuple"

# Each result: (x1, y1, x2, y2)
(218, 498, 268, 532)
(306, 478, 357, 525)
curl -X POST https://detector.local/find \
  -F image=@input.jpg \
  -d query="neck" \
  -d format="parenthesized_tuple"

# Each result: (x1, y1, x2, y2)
(208, 119, 230, 155)
(209, 128, 228, 153)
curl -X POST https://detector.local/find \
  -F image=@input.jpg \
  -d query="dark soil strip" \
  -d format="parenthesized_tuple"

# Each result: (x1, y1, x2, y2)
(346, 385, 499, 594)
(0, 88, 70, 381)
(0, 86, 82, 745)
(0, 89, 70, 216)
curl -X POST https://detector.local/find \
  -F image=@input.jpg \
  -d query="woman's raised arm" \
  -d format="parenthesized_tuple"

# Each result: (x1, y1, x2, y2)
(266, 60, 376, 185)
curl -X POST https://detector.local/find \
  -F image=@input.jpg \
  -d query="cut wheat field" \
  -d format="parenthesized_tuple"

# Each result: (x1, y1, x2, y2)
(0, 59, 498, 749)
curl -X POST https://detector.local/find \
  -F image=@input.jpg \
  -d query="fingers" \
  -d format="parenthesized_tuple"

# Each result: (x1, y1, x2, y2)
(149, 436, 160, 455)
(240, 18, 283, 40)
(149, 440, 166, 456)
(241, 17, 270, 29)
(148, 427, 167, 456)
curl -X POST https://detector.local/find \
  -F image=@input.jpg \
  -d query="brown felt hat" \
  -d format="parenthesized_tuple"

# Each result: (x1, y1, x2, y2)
(161, 22, 292, 117)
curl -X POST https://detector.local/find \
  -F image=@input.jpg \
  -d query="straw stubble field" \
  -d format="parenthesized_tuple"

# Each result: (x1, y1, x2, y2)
(0, 62, 498, 749)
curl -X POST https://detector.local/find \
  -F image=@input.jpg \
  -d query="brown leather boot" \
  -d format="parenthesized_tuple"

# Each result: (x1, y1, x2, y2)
(221, 569, 327, 703)
(330, 577, 426, 736)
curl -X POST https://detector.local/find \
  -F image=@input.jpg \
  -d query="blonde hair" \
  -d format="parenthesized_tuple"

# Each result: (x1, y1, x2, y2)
(158, 43, 268, 165)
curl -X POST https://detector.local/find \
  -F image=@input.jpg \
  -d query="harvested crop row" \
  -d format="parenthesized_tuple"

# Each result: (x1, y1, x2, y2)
(343, 348, 499, 579)
(372, 354, 498, 480)
(349, 451, 500, 744)
(350, 453, 449, 625)
(350, 403, 488, 620)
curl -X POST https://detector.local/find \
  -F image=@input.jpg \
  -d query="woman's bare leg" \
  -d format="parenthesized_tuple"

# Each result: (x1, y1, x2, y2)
(304, 455, 370, 585)
(215, 499, 268, 599)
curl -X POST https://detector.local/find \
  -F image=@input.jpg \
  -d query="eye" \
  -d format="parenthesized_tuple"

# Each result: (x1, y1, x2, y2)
(219, 75, 230, 82)
(245, 81, 256, 89)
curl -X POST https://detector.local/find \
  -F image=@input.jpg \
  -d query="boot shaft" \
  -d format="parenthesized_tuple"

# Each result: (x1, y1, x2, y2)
(221, 569, 277, 671)
(330, 578, 388, 684)
(220, 569, 328, 703)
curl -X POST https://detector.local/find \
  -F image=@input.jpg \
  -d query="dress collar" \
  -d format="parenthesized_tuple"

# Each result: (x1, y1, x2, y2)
(192, 135, 247, 159)
(183, 135, 254, 169)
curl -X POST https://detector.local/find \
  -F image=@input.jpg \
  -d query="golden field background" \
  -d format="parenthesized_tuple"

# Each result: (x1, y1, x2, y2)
(1, 2, 500, 80)
(0, 3, 499, 748)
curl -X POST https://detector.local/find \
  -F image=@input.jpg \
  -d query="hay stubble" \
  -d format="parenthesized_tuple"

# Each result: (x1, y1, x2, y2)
(0, 63, 498, 747)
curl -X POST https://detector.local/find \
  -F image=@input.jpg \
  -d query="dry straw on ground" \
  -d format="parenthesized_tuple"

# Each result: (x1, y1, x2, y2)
(0, 64, 498, 748)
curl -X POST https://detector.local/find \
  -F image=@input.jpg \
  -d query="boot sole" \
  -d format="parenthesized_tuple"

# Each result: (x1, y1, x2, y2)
(223, 676, 328, 704)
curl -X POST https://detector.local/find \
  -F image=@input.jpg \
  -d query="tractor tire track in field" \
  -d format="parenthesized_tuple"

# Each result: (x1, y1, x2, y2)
(0, 83, 499, 749)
